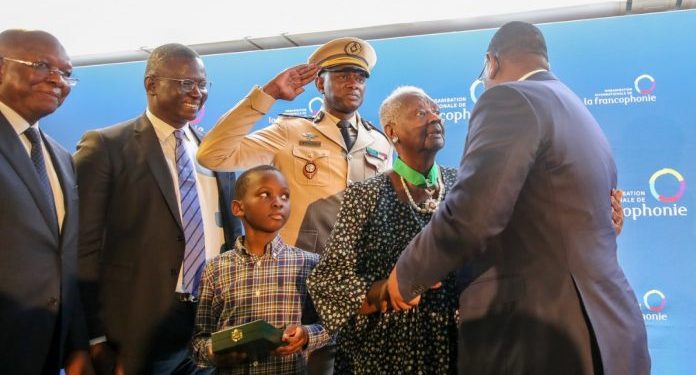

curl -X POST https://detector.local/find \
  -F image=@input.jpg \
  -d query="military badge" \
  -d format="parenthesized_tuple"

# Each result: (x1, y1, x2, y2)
(366, 147, 388, 161)
(303, 161, 317, 179)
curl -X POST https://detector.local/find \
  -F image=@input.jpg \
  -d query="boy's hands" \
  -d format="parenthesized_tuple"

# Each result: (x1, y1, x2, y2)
(208, 342, 248, 368)
(272, 325, 308, 356)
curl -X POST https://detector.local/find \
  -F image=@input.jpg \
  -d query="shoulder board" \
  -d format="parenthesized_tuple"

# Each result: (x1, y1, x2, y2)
(278, 113, 313, 120)
(360, 118, 387, 138)
(313, 111, 325, 123)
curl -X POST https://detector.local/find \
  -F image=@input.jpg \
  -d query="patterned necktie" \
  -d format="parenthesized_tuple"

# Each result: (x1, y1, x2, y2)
(337, 120, 356, 151)
(24, 127, 56, 210)
(174, 129, 206, 296)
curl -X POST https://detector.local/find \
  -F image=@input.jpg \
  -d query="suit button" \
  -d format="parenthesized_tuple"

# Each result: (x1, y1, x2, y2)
(346, 154, 353, 160)
(47, 297, 59, 309)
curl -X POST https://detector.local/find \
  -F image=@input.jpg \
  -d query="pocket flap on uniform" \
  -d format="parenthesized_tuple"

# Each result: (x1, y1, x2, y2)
(292, 146, 329, 162)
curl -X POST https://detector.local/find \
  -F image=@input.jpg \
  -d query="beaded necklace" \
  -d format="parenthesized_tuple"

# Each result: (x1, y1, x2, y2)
(395, 171, 445, 214)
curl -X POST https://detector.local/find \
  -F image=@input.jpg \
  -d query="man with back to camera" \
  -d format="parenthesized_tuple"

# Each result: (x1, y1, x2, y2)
(75, 43, 243, 374)
(0, 29, 93, 374)
(387, 21, 650, 375)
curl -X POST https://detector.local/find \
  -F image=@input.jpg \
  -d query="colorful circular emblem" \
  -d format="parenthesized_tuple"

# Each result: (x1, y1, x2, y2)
(649, 168, 686, 203)
(345, 41, 362, 55)
(643, 289, 667, 312)
(634, 74, 656, 95)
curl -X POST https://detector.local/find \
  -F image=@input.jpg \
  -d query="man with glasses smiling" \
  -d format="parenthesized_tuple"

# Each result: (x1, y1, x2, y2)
(75, 43, 242, 375)
(0, 29, 93, 375)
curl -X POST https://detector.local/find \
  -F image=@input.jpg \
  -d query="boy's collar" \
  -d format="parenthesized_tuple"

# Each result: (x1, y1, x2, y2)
(234, 235, 284, 260)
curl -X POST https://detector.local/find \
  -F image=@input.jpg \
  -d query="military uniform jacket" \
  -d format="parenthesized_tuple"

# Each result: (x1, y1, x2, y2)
(198, 86, 393, 253)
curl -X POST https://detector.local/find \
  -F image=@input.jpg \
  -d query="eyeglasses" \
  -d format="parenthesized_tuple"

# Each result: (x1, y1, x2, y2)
(1, 57, 79, 87)
(154, 77, 211, 93)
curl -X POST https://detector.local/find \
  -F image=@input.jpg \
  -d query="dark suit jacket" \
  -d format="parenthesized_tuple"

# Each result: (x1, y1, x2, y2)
(75, 114, 242, 374)
(0, 114, 87, 374)
(395, 72, 650, 375)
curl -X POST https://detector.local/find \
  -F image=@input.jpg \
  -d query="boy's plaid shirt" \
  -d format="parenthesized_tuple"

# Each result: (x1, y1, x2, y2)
(192, 236, 331, 374)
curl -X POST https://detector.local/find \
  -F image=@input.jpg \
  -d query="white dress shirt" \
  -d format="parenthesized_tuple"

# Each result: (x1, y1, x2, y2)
(146, 110, 225, 293)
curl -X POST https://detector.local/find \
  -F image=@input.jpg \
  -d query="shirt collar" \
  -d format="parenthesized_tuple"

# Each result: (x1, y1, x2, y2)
(146, 109, 192, 143)
(234, 235, 284, 260)
(518, 69, 548, 82)
(0, 99, 36, 135)
(321, 108, 358, 129)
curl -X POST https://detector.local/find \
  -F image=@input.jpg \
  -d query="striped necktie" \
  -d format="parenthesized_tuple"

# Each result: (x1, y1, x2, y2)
(174, 129, 206, 296)
(24, 127, 56, 212)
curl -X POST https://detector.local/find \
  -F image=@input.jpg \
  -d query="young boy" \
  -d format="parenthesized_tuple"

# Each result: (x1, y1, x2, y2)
(191, 165, 331, 374)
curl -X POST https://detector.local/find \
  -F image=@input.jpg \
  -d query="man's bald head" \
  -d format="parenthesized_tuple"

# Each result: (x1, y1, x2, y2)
(480, 22, 550, 88)
(145, 43, 201, 78)
(0, 29, 67, 57)
(488, 21, 548, 61)
(0, 29, 72, 124)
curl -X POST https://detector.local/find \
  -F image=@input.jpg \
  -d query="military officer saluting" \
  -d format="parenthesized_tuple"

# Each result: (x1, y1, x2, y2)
(198, 37, 393, 255)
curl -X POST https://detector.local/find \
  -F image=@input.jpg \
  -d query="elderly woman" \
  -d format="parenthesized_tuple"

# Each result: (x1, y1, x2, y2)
(307, 86, 624, 374)
(308, 86, 458, 374)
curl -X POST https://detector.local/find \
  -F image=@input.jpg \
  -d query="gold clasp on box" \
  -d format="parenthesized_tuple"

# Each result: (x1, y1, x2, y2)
(231, 328, 243, 342)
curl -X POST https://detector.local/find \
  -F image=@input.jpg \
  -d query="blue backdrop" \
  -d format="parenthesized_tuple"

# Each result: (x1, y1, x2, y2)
(44, 10, 695, 374)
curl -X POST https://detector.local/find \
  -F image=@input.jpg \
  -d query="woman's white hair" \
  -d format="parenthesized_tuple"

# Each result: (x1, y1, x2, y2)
(379, 86, 429, 128)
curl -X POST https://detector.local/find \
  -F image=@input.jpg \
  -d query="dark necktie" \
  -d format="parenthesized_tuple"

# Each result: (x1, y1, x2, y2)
(24, 127, 56, 210)
(337, 120, 356, 151)
(174, 129, 206, 296)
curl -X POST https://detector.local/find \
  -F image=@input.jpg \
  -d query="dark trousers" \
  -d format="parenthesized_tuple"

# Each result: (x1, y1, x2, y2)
(149, 299, 210, 375)
(307, 345, 335, 375)
(41, 312, 61, 375)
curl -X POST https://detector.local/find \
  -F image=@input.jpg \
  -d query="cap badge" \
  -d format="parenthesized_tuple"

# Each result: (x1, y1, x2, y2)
(345, 41, 362, 55)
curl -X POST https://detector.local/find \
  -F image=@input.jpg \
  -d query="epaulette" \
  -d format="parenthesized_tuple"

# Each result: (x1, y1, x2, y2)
(360, 118, 387, 138)
(313, 111, 325, 123)
(278, 113, 313, 120)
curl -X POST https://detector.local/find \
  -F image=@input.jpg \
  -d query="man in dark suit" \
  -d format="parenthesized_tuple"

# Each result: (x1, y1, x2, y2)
(387, 22, 650, 375)
(0, 29, 92, 374)
(75, 43, 242, 374)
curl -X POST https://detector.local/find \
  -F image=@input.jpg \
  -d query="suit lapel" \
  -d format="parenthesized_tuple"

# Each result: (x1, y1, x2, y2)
(133, 115, 183, 230)
(0, 114, 60, 235)
(192, 127, 237, 248)
(190, 127, 227, 205)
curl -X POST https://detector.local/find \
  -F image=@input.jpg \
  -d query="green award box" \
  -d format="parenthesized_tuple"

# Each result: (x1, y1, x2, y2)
(211, 319, 284, 360)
